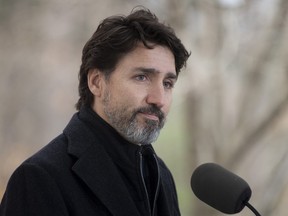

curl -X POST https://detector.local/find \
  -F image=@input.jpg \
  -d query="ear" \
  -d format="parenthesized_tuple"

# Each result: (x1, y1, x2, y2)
(87, 69, 104, 97)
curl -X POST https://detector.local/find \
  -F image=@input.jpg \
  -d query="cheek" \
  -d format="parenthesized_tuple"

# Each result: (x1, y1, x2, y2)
(111, 87, 140, 109)
(164, 95, 173, 114)
(121, 86, 146, 104)
(164, 104, 171, 116)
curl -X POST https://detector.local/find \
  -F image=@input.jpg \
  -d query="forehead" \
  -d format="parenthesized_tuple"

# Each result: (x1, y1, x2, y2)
(114, 43, 176, 76)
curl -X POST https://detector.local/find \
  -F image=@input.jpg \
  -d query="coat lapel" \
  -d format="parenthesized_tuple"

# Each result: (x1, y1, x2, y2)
(64, 113, 141, 216)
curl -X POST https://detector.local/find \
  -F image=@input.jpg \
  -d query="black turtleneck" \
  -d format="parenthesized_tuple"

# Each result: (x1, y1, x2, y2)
(78, 106, 160, 215)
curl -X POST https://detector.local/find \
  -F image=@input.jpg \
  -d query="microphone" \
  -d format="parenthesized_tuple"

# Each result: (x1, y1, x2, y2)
(191, 163, 261, 215)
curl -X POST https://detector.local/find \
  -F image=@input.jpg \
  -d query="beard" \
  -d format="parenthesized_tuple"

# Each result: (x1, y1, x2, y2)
(102, 89, 166, 145)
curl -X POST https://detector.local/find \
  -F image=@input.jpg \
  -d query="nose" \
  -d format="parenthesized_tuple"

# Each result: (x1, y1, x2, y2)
(146, 84, 166, 109)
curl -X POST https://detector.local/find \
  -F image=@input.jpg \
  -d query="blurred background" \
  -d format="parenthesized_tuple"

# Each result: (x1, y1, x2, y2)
(1, 0, 288, 215)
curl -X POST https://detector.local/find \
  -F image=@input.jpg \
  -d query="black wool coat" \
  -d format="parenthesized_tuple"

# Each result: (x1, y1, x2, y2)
(0, 108, 180, 216)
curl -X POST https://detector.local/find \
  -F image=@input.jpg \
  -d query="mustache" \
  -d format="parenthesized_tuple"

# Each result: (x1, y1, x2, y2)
(134, 105, 165, 122)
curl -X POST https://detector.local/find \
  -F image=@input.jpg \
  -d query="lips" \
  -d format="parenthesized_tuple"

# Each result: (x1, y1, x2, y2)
(135, 105, 165, 123)
(139, 112, 159, 121)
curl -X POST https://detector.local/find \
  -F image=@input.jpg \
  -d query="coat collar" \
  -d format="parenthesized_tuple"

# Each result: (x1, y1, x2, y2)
(64, 111, 141, 216)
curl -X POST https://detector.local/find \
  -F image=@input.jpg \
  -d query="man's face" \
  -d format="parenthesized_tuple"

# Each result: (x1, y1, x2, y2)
(91, 43, 177, 145)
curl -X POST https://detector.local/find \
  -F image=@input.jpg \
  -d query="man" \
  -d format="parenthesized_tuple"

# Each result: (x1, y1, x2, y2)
(0, 7, 189, 216)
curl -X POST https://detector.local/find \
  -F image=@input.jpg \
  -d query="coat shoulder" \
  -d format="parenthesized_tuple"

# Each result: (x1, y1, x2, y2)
(21, 134, 74, 180)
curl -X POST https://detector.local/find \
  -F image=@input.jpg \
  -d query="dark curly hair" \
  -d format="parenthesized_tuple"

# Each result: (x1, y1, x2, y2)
(75, 7, 190, 110)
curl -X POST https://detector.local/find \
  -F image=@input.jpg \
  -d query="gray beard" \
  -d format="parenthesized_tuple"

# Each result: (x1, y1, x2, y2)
(103, 91, 165, 145)
(122, 115, 163, 145)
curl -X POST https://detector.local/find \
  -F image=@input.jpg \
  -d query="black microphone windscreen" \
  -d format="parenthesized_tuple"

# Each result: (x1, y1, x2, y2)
(191, 163, 252, 214)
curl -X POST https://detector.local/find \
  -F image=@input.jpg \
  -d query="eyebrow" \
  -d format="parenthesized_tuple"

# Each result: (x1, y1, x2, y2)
(133, 67, 178, 80)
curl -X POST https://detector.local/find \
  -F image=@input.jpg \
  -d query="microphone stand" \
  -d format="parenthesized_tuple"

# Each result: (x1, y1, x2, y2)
(245, 202, 261, 216)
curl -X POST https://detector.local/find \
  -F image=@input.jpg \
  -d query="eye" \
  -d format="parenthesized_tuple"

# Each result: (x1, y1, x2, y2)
(163, 80, 175, 89)
(135, 74, 147, 81)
